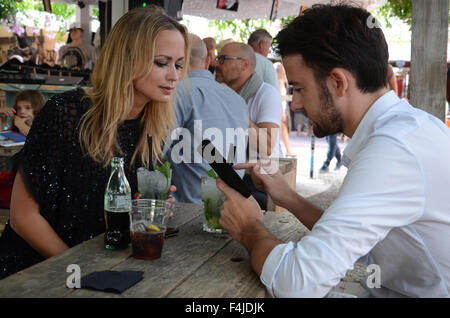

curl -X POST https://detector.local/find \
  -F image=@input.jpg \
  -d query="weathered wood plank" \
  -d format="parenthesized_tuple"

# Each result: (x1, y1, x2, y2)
(68, 209, 232, 298)
(0, 203, 202, 297)
(166, 240, 263, 298)
(0, 205, 309, 298)
(166, 211, 309, 298)
(0, 234, 130, 297)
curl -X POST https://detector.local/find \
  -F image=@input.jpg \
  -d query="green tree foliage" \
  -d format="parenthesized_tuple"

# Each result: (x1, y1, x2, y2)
(0, 0, 18, 24)
(92, 8, 99, 20)
(1, 0, 75, 32)
(51, 3, 76, 23)
(279, 16, 296, 27)
(376, 0, 449, 29)
(376, 0, 412, 28)
(211, 18, 273, 43)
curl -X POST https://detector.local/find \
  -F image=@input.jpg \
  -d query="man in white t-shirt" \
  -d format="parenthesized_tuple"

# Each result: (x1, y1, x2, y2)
(215, 42, 282, 159)
(216, 3, 450, 298)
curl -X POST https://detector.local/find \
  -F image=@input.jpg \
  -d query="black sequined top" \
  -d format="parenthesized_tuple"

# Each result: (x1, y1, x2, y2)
(0, 88, 142, 279)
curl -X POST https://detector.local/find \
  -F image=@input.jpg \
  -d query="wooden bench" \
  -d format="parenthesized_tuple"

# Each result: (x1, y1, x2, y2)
(267, 157, 297, 212)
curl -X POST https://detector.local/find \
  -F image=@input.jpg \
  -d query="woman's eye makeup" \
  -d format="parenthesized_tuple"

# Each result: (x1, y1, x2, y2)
(154, 60, 168, 67)
(154, 60, 184, 70)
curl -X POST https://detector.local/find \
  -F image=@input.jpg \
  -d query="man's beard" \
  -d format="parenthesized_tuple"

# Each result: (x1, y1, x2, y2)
(311, 80, 343, 138)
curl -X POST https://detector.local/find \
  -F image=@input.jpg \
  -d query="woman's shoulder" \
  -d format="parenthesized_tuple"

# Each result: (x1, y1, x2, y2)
(40, 88, 90, 121)
(29, 88, 91, 141)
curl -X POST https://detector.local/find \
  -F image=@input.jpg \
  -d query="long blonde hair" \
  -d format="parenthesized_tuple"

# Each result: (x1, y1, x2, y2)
(79, 8, 189, 168)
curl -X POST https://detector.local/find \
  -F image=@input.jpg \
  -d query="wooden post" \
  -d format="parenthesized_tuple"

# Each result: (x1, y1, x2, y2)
(410, 0, 449, 122)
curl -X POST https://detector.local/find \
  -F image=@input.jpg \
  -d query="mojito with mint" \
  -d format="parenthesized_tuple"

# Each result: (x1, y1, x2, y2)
(201, 173, 226, 234)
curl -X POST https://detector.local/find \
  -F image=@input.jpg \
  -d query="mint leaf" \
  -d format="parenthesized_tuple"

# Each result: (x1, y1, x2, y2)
(155, 161, 171, 180)
(207, 169, 217, 179)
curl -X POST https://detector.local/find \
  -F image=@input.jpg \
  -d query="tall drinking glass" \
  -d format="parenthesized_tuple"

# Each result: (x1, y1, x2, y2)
(137, 167, 172, 200)
(201, 175, 226, 234)
(129, 199, 173, 260)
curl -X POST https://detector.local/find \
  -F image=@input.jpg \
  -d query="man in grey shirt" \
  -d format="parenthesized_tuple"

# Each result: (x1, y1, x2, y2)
(167, 34, 249, 204)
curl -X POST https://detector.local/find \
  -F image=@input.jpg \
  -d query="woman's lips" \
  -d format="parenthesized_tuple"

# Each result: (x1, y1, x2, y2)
(160, 86, 174, 95)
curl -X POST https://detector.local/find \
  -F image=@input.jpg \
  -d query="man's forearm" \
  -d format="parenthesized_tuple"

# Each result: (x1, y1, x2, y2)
(240, 219, 283, 276)
(280, 190, 324, 231)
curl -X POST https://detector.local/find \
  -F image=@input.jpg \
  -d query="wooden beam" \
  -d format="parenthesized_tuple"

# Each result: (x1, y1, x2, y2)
(410, 0, 449, 122)
(270, 0, 279, 21)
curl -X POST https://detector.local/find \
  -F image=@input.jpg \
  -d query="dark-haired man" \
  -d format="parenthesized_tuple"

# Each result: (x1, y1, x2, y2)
(216, 4, 450, 297)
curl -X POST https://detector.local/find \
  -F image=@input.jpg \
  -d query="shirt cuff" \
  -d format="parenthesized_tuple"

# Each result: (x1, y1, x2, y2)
(260, 241, 296, 297)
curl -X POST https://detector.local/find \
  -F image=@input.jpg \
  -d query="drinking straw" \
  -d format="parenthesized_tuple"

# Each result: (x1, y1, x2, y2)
(147, 134, 154, 171)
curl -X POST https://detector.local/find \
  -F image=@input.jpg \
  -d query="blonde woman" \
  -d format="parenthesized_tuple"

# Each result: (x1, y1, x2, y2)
(274, 62, 296, 157)
(0, 8, 189, 279)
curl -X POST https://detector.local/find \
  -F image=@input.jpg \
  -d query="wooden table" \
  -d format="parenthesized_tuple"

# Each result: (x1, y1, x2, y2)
(0, 203, 309, 298)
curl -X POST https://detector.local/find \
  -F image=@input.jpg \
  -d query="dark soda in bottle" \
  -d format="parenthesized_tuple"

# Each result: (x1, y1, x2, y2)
(104, 157, 131, 249)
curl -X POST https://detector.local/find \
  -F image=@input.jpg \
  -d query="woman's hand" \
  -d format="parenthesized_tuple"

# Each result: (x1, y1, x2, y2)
(166, 185, 177, 203)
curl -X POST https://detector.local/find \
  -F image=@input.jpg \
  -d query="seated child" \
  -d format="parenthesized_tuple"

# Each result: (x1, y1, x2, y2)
(0, 90, 45, 208)
(0, 90, 45, 136)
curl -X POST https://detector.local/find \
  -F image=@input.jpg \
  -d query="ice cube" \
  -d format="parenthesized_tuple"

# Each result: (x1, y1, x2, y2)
(133, 222, 147, 232)
(137, 167, 171, 198)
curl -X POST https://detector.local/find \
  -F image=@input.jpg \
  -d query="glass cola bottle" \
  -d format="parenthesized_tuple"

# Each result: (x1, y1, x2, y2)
(104, 157, 131, 250)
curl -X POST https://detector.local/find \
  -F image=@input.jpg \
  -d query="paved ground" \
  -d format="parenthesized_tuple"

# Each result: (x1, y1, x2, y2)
(281, 132, 370, 297)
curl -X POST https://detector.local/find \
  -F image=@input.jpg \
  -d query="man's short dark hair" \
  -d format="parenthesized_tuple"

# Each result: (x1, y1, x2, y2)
(274, 3, 389, 93)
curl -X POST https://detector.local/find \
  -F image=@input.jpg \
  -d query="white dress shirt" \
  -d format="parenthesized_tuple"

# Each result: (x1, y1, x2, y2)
(260, 91, 450, 297)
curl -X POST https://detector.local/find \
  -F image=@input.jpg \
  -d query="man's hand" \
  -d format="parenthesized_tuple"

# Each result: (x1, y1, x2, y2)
(216, 177, 263, 244)
(233, 161, 294, 207)
(216, 177, 283, 276)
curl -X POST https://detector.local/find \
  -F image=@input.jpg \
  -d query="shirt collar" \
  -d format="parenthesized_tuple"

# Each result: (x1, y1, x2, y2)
(342, 90, 400, 167)
(188, 69, 214, 80)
